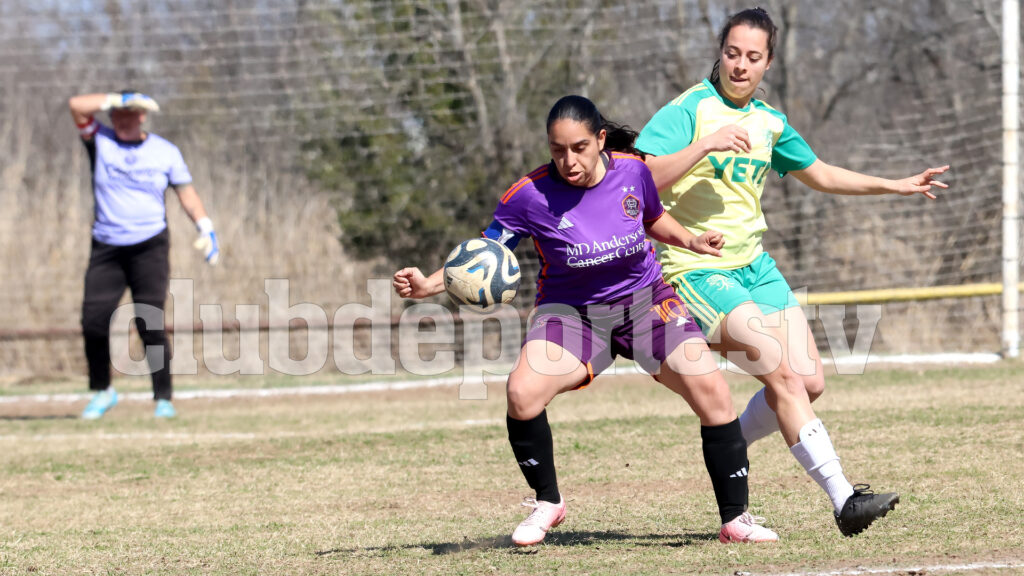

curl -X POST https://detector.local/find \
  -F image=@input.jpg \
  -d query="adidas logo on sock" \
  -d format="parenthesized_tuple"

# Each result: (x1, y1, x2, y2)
(518, 458, 540, 467)
(729, 466, 748, 478)
(557, 216, 574, 230)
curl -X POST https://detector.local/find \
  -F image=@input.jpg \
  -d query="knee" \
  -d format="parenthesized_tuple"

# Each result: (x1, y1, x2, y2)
(506, 377, 545, 420)
(133, 313, 168, 346)
(505, 378, 533, 419)
(135, 325, 168, 347)
(81, 312, 110, 340)
(764, 366, 809, 400)
(689, 375, 730, 405)
(804, 373, 826, 402)
(138, 330, 168, 348)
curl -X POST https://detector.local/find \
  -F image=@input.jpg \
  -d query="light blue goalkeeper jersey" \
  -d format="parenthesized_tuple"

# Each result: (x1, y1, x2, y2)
(84, 122, 192, 246)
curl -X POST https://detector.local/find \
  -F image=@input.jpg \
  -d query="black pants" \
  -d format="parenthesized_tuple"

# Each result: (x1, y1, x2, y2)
(81, 229, 171, 400)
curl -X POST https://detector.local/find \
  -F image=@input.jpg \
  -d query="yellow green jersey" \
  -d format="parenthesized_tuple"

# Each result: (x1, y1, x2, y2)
(636, 79, 817, 278)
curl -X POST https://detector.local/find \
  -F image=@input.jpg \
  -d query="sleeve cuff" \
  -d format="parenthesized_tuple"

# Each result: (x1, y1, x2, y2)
(76, 117, 99, 137)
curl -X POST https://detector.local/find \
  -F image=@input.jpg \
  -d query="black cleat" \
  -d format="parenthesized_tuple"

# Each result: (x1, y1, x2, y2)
(834, 484, 900, 537)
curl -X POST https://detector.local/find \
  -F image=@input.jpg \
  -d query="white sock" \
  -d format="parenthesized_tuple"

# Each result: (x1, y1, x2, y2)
(789, 419, 855, 513)
(738, 388, 779, 446)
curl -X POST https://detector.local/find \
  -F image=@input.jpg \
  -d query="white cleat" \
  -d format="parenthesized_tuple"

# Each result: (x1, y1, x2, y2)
(511, 496, 566, 546)
(719, 511, 779, 543)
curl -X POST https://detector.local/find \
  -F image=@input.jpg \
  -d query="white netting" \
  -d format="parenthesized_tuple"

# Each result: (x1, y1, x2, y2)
(0, 0, 1019, 376)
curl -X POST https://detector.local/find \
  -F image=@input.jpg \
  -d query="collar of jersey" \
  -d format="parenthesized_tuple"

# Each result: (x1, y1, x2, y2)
(702, 78, 756, 112)
(113, 133, 148, 148)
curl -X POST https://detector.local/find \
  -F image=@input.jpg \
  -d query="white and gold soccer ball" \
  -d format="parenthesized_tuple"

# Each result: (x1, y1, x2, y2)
(442, 238, 521, 312)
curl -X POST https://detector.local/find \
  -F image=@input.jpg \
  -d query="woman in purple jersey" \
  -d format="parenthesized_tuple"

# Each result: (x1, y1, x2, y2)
(393, 95, 778, 547)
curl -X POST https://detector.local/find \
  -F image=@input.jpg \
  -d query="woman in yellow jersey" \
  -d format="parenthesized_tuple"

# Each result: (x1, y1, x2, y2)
(636, 7, 948, 537)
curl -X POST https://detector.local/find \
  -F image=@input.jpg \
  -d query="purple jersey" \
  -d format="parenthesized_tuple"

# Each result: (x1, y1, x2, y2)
(492, 153, 665, 306)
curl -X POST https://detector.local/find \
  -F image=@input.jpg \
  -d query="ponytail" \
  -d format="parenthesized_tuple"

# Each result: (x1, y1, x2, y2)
(601, 119, 644, 159)
(709, 60, 722, 87)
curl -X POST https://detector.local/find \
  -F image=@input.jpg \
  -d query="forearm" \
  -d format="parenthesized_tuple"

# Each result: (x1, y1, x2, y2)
(646, 140, 712, 192)
(175, 184, 210, 223)
(796, 161, 898, 196)
(68, 93, 115, 125)
(422, 268, 446, 297)
(646, 213, 697, 250)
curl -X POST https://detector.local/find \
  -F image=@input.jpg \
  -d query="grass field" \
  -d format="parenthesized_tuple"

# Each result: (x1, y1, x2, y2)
(1, 363, 1022, 575)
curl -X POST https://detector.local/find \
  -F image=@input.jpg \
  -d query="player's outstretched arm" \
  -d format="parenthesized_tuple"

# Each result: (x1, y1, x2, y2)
(646, 213, 724, 257)
(793, 160, 949, 199)
(393, 267, 445, 299)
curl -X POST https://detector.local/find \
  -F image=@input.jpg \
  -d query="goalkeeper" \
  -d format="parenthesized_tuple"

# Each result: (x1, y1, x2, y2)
(69, 90, 220, 420)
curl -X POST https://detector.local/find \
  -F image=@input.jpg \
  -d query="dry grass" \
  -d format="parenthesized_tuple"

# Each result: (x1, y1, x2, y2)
(1, 363, 1022, 575)
(0, 97, 388, 377)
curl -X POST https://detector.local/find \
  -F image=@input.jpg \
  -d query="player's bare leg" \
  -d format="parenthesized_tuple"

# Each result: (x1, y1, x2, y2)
(734, 306, 824, 446)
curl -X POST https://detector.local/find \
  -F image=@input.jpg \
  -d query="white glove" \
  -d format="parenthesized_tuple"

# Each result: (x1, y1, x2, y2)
(194, 217, 220, 266)
(101, 92, 160, 113)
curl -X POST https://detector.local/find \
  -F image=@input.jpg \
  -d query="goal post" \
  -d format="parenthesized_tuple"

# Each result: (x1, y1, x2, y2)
(1002, 0, 1021, 359)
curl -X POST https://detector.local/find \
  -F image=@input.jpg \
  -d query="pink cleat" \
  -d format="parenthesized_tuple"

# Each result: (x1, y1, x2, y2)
(719, 512, 779, 543)
(511, 496, 566, 546)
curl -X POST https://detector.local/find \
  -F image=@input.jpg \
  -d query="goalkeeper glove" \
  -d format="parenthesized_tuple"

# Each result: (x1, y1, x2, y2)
(194, 217, 220, 266)
(101, 92, 160, 113)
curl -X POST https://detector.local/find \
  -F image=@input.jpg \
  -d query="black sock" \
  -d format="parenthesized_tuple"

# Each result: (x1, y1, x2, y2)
(507, 410, 560, 503)
(701, 418, 749, 524)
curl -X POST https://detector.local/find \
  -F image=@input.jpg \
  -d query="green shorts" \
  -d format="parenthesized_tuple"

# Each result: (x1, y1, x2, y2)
(666, 252, 800, 336)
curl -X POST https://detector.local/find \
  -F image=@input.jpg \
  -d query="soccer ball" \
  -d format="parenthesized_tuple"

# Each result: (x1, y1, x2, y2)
(443, 238, 521, 312)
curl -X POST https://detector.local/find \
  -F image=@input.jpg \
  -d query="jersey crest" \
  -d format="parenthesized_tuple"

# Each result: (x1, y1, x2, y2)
(622, 194, 640, 219)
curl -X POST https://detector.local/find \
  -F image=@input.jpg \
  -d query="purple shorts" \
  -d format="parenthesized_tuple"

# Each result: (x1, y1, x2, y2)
(525, 281, 705, 386)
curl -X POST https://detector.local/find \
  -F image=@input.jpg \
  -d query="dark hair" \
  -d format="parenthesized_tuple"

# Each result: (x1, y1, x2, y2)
(708, 7, 777, 87)
(546, 95, 645, 158)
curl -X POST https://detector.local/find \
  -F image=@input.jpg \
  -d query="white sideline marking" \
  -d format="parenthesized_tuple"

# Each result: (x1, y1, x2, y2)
(0, 352, 1001, 406)
(747, 560, 1024, 576)
(0, 432, 265, 442)
(0, 419, 506, 443)
(828, 352, 1002, 367)
(461, 419, 503, 426)
(613, 352, 1002, 376)
(0, 374, 509, 405)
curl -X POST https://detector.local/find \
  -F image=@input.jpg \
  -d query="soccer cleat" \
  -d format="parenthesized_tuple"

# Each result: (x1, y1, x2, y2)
(511, 496, 566, 546)
(154, 399, 177, 419)
(719, 511, 779, 543)
(834, 484, 899, 536)
(81, 389, 118, 420)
